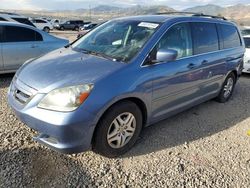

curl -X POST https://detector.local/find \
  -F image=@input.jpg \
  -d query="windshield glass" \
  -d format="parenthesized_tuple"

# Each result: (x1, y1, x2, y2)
(244, 37, 250, 48)
(72, 20, 160, 62)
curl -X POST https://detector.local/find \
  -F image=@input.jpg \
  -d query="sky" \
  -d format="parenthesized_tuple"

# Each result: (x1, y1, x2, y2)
(1, 0, 249, 11)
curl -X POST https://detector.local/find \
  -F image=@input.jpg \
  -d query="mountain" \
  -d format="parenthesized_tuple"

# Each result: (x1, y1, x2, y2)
(92, 5, 120, 12)
(3, 4, 250, 25)
(183, 4, 224, 15)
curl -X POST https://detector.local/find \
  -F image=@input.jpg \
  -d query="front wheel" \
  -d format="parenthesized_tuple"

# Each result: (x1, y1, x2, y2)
(216, 73, 236, 103)
(93, 101, 143, 158)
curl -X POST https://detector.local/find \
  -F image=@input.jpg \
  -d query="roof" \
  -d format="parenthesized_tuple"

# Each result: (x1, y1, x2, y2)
(115, 14, 234, 25)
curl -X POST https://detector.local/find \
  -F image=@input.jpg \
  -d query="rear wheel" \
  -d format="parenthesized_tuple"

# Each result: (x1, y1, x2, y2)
(74, 26, 79, 31)
(93, 101, 143, 158)
(216, 72, 236, 103)
(43, 27, 50, 33)
(60, 26, 65, 31)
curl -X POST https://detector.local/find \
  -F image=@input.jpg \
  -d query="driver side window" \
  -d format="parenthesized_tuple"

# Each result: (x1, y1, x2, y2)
(157, 22, 193, 60)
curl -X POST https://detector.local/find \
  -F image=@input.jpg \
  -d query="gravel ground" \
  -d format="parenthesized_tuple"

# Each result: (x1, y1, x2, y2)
(1, 73, 250, 188)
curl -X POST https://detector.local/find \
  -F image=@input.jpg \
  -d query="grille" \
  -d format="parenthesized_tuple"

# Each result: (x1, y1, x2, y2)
(14, 88, 31, 104)
(11, 78, 36, 105)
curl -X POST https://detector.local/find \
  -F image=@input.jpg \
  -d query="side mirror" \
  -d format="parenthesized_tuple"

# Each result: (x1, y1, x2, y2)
(152, 49, 178, 64)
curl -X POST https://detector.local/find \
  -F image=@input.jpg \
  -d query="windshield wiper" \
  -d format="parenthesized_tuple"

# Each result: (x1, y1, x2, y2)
(80, 49, 117, 61)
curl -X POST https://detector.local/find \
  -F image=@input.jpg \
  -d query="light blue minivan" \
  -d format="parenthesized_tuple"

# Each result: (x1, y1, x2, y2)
(8, 14, 245, 157)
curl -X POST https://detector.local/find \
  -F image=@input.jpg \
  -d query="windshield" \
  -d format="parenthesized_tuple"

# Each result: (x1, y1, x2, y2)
(244, 37, 250, 48)
(72, 20, 160, 62)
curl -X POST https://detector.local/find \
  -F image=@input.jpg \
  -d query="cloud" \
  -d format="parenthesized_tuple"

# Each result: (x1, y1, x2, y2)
(0, 0, 249, 10)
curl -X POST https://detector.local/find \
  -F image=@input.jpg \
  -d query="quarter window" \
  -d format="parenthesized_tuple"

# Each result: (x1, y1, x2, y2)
(156, 23, 193, 60)
(219, 24, 241, 49)
(3, 26, 43, 42)
(191, 22, 219, 55)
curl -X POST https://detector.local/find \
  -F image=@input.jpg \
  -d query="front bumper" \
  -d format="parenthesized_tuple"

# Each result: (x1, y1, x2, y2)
(243, 63, 250, 73)
(8, 79, 96, 154)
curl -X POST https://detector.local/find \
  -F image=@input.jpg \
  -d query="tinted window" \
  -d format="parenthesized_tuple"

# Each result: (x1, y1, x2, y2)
(0, 17, 7, 21)
(12, 17, 35, 27)
(220, 24, 241, 49)
(34, 19, 47, 23)
(192, 22, 219, 54)
(156, 23, 193, 59)
(3, 26, 43, 42)
(244, 38, 250, 48)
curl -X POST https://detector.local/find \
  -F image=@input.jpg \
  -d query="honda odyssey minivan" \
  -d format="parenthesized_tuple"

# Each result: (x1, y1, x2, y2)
(8, 14, 245, 157)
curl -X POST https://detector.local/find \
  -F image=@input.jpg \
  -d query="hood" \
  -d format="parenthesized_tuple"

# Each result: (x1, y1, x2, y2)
(16, 48, 124, 93)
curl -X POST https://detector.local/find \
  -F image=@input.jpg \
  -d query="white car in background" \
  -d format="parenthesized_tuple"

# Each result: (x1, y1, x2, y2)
(31, 18, 53, 33)
(243, 35, 250, 73)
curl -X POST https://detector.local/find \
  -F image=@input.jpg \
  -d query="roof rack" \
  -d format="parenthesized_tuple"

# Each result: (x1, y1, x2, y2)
(156, 11, 227, 20)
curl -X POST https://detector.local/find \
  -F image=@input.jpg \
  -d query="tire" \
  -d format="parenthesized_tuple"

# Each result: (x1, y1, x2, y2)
(74, 26, 79, 31)
(60, 26, 64, 31)
(43, 27, 50, 33)
(216, 72, 236, 103)
(93, 101, 143, 158)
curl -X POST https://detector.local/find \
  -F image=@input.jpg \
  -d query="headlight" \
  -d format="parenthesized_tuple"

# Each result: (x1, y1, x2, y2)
(38, 84, 93, 112)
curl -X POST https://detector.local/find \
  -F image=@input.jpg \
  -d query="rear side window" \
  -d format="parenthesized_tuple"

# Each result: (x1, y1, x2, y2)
(36, 19, 47, 23)
(219, 24, 241, 49)
(0, 17, 7, 21)
(3, 26, 43, 42)
(191, 22, 219, 55)
(12, 17, 35, 27)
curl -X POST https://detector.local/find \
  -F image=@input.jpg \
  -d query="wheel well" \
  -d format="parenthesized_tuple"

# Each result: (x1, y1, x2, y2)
(91, 97, 148, 144)
(231, 70, 238, 80)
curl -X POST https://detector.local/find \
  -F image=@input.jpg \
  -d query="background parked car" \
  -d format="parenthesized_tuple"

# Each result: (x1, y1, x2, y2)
(0, 22, 69, 74)
(56, 20, 85, 31)
(77, 23, 102, 38)
(79, 22, 93, 31)
(31, 18, 53, 32)
(50, 19, 60, 28)
(242, 29, 250, 36)
(0, 12, 35, 27)
(243, 35, 250, 73)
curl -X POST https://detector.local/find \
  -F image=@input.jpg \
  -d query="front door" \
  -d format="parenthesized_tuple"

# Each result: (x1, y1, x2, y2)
(148, 22, 204, 121)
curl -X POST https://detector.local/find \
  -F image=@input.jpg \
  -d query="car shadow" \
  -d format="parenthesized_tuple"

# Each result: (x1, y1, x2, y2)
(0, 73, 14, 89)
(0, 147, 93, 187)
(124, 75, 250, 157)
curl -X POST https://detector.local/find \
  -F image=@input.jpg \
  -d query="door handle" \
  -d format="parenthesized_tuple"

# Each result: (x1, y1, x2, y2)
(187, 63, 196, 69)
(201, 60, 209, 65)
(31, 44, 38, 48)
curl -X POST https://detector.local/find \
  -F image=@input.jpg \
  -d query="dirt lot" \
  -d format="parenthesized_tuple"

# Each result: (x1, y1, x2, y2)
(0, 31, 250, 187)
(50, 30, 78, 42)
